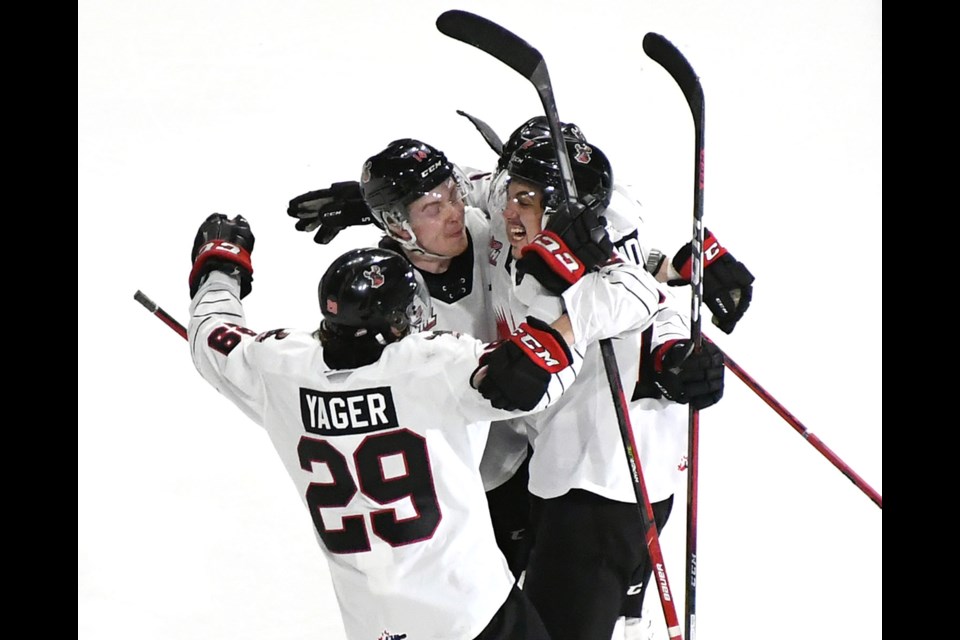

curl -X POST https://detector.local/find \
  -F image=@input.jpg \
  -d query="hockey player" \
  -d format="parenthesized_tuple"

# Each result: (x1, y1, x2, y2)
(354, 138, 535, 578)
(185, 214, 592, 640)
(285, 122, 747, 636)
(490, 135, 724, 640)
(459, 114, 752, 636)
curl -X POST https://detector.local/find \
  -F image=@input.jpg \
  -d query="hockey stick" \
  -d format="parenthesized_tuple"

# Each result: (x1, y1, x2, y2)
(134, 290, 187, 340)
(456, 109, 504, 155)
(642, 32, 705, 640)
(712, 337, 883, 508)
(437, 11, 683, 640)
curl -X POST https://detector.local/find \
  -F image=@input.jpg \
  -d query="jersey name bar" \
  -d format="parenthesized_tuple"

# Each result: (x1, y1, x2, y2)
(299, 386, 399, 435)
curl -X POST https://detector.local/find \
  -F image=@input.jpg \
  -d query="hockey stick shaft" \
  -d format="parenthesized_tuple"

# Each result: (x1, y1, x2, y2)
(438, 11, 683, 639)
(715, 340, 882, 508)
(643, 32, 705, 640)
(134, 290, 188, 340)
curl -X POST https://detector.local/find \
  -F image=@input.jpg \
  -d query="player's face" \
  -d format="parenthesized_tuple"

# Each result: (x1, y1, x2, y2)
(406, 177, 468, 257)
(502, 179, 545, 258)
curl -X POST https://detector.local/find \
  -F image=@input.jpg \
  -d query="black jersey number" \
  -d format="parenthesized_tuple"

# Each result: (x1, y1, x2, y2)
(297, 429, 442, 554)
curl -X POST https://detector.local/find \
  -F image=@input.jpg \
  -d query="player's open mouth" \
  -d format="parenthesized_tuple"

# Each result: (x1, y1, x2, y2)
(508, 223, 527, 243)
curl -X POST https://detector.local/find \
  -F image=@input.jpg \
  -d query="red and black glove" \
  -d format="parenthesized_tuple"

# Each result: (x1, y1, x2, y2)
(652, 338, 724, 410)
(517, 194, 614, 295)
(189, 213, 255, 298)
(287, 181, 380, 245)
(670, 228, 755, 334)
(473, 316, 573, 411)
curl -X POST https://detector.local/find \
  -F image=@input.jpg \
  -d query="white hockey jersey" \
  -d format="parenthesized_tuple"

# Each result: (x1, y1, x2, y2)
(487, 239, 668, 502)
(472, 167, 692, 502)
(188, 271, 581, 640)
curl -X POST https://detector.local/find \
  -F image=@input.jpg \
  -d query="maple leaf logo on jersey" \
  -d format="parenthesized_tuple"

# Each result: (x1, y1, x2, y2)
(363, 265, 385, 288)
(378, 632, 407, 640)
(494, 308, 512, 340)
(574, 143, 593, 164)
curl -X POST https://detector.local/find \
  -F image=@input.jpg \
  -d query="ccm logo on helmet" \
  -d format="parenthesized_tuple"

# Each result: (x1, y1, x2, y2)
(420, 160, 443, 179)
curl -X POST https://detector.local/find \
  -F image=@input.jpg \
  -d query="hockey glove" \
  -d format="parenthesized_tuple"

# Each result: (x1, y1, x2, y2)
(669, 229, 755, 334)
(473, 316, 573, 412)
(189, 213, 255, 299)
(653, 338, 724, 410)
(287, 181, 380, 244)
(517, 194, 615, 295)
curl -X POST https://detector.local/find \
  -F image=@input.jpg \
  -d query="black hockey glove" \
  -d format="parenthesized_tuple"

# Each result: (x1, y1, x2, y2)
(189, 213, 255, 299)
(473, 316, 573, 412)
(653, 338, 725, 410)
(287, 181, 380, 244)
(517, 194, 615, 295)
(669, 229, 755, 334)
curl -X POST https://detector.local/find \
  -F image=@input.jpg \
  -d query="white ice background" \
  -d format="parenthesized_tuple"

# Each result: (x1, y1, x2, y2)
(78, 1, 882, 639)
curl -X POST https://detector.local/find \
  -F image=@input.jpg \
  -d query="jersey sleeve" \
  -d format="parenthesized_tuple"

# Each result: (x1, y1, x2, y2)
(561, 260, 664, 347)
(187, 271, 268, 426)
(649, 285, 691, 349)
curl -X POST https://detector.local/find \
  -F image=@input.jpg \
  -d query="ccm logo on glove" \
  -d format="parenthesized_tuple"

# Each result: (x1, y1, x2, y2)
(527, 231, 583, 282)
(511, 321, 571, 372)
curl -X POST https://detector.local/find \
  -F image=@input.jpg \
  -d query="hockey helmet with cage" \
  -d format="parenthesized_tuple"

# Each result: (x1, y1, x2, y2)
(506, 136, 614, 212)
(497, 116, 587, 173)
(319, 247, 432, 343)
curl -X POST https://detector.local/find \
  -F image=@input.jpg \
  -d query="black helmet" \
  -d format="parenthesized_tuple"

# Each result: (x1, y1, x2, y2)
(360, 139, 453, 218)
(497, 116, 587, 173)
(507, 137, 613, 211)
(319, 247, 431, 341)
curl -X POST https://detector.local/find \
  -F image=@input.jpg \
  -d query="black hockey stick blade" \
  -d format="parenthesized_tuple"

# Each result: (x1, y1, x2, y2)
(437, 10, 575, 204)
(643, 33, 704, 118)
(456, 109, 503, 155)
(437, 10, 546, 83)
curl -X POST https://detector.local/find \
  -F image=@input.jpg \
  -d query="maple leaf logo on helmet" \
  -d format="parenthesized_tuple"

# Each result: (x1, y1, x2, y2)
(574, 143, 593, 164)
(363, 265, 385, 288)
